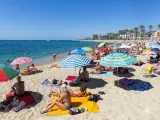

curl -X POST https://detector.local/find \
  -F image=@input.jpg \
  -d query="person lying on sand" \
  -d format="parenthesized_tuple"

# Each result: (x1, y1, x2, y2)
(69, 85, 88, 97)
(43, 77, 68, 86)
(49, 63, 61, 68)
(41, 87, 71, 114)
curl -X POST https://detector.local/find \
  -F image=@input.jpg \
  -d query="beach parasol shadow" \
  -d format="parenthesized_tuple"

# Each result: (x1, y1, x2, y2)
(84, 78, 108, 89)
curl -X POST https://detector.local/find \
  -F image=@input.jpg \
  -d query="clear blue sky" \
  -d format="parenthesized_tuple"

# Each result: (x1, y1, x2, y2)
(0, 0, 160, 40)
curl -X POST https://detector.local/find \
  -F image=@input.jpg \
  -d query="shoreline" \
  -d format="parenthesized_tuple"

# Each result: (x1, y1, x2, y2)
(78, 39, 154, 42)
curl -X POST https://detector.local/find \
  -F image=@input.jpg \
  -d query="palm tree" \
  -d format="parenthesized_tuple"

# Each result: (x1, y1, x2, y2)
(158, 24, 160, 30)
(134, 27, 139, 40)
(148, 25, 153, 31)
(139, 25, 145, 39)
(148, 25, 153, 38)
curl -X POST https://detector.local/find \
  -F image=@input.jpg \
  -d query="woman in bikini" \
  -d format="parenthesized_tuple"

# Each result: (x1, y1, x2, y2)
(41, 87, 71, 114)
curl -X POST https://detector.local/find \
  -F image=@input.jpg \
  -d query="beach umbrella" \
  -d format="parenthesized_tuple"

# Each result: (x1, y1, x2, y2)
(82, 47, 92, 52)
(151, 48, 159, 53)
(99, 52, 137, 67)
(58, 55, 92, 68)
(11, 57, 33, 65)
(0, 65, 19, 82)
(150, 44, 160, 49)
(98, 42, 106, 48)
(142, 50, 157, 55)
(119, 44, 131, 49)
(71, 48, 88, 54)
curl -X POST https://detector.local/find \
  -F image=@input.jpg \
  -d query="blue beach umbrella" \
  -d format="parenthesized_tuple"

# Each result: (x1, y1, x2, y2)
(58, 55, 92, 68)
(151, 48, 159, 53)
(71, 48, 88, 54)
(99, 52, 137, 67)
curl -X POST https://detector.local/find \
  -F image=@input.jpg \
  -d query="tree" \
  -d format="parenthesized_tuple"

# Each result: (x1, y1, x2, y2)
(148, 25, 153, 38)
(139, 25, 145, 39)
(134, 27, 139, 40)
(148, 25, 153, 31)
(158, 24, 160, 30)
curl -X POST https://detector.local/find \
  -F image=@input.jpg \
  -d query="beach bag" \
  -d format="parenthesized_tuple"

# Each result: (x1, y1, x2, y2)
(88, 94, 102, 102)
(69, 108, 80, 115)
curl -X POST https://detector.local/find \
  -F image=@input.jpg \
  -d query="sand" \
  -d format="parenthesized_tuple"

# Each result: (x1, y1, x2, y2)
(0, 55, 160, 120)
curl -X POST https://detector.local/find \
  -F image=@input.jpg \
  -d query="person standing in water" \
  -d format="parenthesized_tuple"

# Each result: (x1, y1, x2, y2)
(52, 54, 57, 61)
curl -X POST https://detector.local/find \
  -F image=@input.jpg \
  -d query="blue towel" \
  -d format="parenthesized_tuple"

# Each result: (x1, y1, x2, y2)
(42, 81, 61, 89)
(42, 81, 51, 86)
(100, 72, 113, 76)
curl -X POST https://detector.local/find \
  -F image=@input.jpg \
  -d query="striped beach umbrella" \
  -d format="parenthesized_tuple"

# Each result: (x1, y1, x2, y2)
(99, 52, 137, 67)
(11, 57, 33, 65)
(71, 48, 88, 54)
(59, 55, 92, 68)
(0, 65, 19, 82)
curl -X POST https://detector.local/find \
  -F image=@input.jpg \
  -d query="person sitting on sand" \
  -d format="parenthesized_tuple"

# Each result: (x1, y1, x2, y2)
(91, 63, 105, 74)
(69, 85, 87, 97)
(15, 64, 20, 71)
(29, 64, 37, 71)
(0, 76, 25, 109)
(79, 66, 89, 82)
(10, 76, 25, 96)
(41, 87, 71, 114)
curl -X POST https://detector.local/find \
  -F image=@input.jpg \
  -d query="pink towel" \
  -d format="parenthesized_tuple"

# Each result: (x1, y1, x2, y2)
(66, 76, 77, 82)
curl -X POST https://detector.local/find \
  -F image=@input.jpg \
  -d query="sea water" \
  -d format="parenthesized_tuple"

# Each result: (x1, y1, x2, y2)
(0, 40, 98, 65)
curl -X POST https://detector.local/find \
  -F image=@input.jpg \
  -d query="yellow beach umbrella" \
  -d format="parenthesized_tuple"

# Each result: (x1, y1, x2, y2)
(82, 47, 92, 51)
(98, 42, 106, 48)
(142, 50, 156, 55)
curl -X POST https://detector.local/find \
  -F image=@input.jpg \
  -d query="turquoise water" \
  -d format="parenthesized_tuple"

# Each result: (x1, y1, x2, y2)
(0, 40, 98, 64)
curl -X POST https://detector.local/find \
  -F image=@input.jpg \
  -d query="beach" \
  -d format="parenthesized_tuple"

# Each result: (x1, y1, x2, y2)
(1, 53, 160, 120)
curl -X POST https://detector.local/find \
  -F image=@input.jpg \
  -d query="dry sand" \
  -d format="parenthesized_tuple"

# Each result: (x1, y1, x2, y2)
(0, 55, 160, 120)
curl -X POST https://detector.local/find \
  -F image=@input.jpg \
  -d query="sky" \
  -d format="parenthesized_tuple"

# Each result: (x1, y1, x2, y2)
(0, 0, 160, 40)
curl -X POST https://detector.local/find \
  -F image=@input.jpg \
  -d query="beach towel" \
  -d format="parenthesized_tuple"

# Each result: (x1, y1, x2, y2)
(47, 96, 99, 116)
(42, 81, 61, 89)
(100, 71, 113, 76)
(66, 76, 77, 82)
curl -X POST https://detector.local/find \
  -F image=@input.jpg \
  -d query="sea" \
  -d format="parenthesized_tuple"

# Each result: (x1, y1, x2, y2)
(0, 40, 99, 65)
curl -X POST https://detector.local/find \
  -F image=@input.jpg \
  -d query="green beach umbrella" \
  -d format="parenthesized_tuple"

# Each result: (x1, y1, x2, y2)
(99, 52, 137, 67)
(0, 65, 19, 82)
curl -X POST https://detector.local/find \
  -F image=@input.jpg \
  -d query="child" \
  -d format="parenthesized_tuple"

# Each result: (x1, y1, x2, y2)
(69, 86, 87, 97)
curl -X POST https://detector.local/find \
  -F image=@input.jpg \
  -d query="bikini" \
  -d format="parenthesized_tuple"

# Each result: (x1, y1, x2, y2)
(62, 97, 71, 110)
